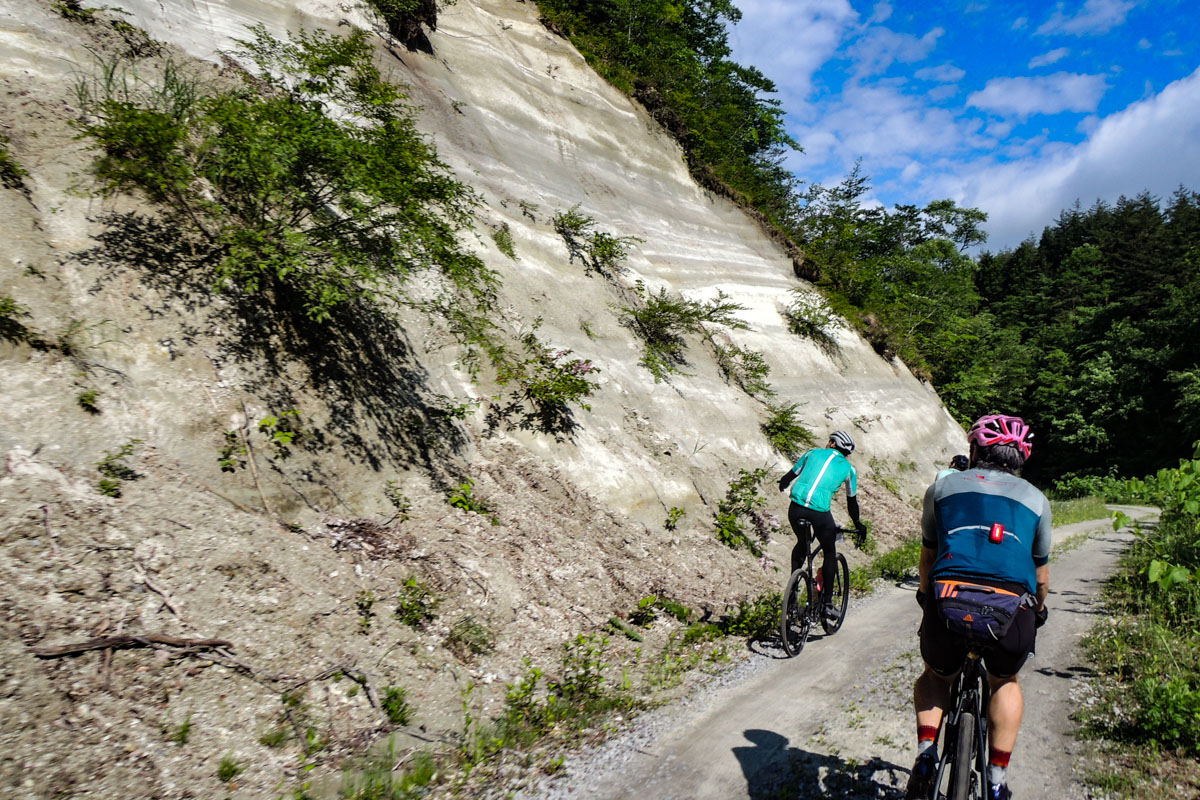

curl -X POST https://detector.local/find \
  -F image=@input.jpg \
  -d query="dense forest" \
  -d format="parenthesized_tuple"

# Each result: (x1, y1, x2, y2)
(534, 0, 1200, 489)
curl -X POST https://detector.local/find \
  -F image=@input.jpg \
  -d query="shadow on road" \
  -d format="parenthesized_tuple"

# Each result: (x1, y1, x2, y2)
(733, 729, 907, 799)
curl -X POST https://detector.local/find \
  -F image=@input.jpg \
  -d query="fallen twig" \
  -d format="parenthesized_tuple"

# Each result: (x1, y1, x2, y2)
(31, 634, 232, 658)
(134, 563, 183, 619)
(240, 401, 275, 518)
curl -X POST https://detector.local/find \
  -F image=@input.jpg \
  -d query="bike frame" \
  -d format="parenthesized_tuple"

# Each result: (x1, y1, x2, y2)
(933, 651, 991, 800)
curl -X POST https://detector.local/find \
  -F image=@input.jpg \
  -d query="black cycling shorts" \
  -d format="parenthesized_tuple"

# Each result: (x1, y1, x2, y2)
(919, 585, 1036, 679)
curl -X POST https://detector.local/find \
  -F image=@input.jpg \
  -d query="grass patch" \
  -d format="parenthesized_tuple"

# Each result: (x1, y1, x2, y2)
(849, 537, 922, 595)
(1050, 495, 1110, 526)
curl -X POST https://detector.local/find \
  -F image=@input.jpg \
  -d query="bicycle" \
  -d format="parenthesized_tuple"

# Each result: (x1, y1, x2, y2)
(779, 521, 853, 657)
(927, 649, 991, 800)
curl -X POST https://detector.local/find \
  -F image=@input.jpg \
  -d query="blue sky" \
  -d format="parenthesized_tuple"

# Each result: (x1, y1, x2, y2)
(726, 0, 1200, 251)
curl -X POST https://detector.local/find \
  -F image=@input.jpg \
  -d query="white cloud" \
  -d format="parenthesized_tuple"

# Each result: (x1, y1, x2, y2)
(930, 68, 1200, 249)
(1137, 37, 1152, 49)
(726, 0, 859, 100)
(1036, 0, 1136, 36)
(790, 83, 985, 170)
(848, 25, 945, 77)
(967, 72, 1108, 117)
(1011, 16, 1029, 30)
(915, 63, 966, 82)
(868, 1, 893, 24)
(1029, 47, 1070, 68)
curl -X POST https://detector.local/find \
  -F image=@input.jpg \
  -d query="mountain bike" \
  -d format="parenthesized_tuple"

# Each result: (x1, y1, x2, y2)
(930, 650, 991, 800)
(779, 521, 852, 657)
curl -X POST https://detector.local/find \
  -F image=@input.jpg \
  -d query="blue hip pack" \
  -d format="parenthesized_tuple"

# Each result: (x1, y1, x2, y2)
(933, 579, 1030, 642)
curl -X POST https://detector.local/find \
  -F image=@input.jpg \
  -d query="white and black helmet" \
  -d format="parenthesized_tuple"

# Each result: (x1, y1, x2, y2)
(829, 430, 855, 455)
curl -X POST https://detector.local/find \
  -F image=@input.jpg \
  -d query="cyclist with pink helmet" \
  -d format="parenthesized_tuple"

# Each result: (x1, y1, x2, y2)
(905, 415, 1051, 800)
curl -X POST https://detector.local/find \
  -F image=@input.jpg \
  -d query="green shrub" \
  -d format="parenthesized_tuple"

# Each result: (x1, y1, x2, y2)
(711, 339, 772, 398)
(664, 506, 685, 530)
(493, 325, 600, 429)
(258, 410, 301, 459)
(339, 748, 437, 800)
(0, 294, 33, 344)
(395, 576, 439, 629)
(760, 401, 816, 460)
(76, 388, 101, 413)
(75, 26, 498, 334)
(447, 478, 498, 524)
(491, 223, 516, 259)
(713, 468, 780, 557)
(715, 592, 779, 640)
(0, 134, 29, 191)
(217, 756, 244, 782)
(552, 205, 641, 277)
(782, 288, 840, 355)
(381, 686, 414, 726)
(355, 590, 376, 634)
(620, 283, 749, 382)
(96, 438, 142, 496)
(629, 594, 692, 627)
(445, 615, 495, 660)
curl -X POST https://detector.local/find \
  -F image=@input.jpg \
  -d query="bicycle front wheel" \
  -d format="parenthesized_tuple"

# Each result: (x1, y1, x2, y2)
(780, 569, 813, 657)
(949, 710, 976, 800)
(821, 553, 851, 634)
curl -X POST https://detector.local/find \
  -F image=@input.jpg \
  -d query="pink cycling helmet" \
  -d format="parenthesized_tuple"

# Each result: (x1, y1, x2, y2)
(967, 414, 1033, 460)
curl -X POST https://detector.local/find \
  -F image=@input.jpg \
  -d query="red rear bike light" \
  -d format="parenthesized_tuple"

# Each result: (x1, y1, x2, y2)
(989, 523, 1005, 543)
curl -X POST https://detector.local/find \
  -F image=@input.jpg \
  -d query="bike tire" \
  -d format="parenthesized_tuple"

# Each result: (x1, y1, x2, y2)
(780, 569, 813, 657)
(821, 552, 851, 634)
(949, 710, 976, 800)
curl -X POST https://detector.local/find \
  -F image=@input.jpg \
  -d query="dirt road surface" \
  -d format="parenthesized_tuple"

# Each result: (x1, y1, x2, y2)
(524, 507, 1155, 799)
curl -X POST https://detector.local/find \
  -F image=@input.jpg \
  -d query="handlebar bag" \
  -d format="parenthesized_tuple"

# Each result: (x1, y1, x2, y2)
(933, 579, 1028, 642)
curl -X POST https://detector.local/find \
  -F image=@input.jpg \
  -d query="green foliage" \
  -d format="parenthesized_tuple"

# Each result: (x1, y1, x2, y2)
(620, 283, 749, 382)
(446, 478, 498, 524)
(363, 0, 439, 50)
(169, 713, 192, 745)
(217, 430, 246, 472)
(259, 726, 290, 748)
(714, 592, 779, 640)
(664, 506, 685, 531)
(355, 590, 376, 634)
(782, 288, 840, 356)
(96, 438, 141, 497)
(258, 410, 301, 459)
(0, 134, 29, 191)
(381, 686, 414, 726)
(0, 294, 33, 344)
(491, 223, 517, 260)
(493, 325, 601, 429)
(1080, 454, 1200, 756)
(629, 594, 692, 627)
(713, 468, 780, 557)
(383, 480, 411, 521)
(76, 388, 101, 414)
(1049, 495, 1110, 526)
(552, 205, 641, 276)
(394, 576, 438, 629)
(605, 616, 643, 642)
(711, 338, 772, 398)
(74, 25, 498, 332)
(217, 756, 244, 782)
(445, 615, 494, 660)
(339, 748, 437, 800)
(52, 0, 101, 23)
(849, 537, 923, 595)
(760, 401, 816, 460)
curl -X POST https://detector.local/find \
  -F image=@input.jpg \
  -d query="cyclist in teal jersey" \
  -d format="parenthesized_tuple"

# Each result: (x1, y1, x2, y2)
(778, 430, 867, 620)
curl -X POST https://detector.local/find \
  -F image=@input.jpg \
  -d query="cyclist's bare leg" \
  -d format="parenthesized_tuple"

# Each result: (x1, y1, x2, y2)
(986, 673, 1023, 752)
(913, 664, 954, 732)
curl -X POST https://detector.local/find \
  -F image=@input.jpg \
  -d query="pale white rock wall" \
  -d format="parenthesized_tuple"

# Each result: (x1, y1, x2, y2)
(0, 0, 966, 524)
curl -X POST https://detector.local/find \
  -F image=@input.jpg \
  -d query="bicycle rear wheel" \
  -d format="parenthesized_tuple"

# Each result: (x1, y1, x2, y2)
(821, 552, 851, 634)
(949, 710, 976, 800)
(780, 569, 813, 657)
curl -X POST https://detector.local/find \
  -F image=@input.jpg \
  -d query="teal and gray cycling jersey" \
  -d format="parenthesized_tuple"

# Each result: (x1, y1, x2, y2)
(787, 447, 858, 512)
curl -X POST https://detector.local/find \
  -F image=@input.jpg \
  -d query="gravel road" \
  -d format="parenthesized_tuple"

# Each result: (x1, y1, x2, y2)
(519, 507, 1156, 800)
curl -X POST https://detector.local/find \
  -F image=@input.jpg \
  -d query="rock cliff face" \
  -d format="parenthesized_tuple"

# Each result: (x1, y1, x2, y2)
(0, 1, 965, 797)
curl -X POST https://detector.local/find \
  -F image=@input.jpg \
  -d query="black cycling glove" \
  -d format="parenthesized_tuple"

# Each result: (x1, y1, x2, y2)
(915, 589, 926, 608)
(777, 470, 794, 493)
(1035, 607, 1049, 628)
